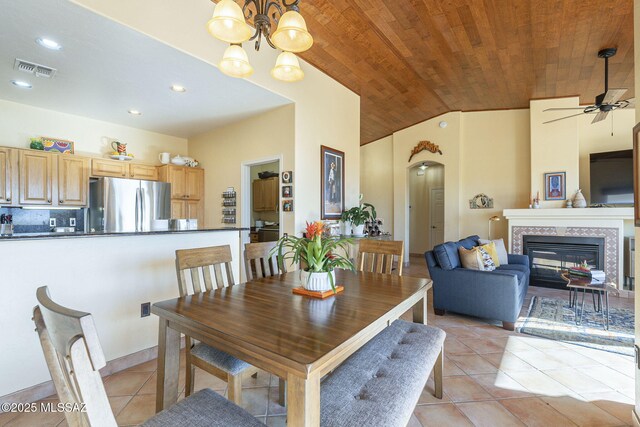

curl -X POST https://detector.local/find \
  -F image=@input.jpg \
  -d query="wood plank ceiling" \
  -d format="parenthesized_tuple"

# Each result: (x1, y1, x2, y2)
(245, 0, 635, 144)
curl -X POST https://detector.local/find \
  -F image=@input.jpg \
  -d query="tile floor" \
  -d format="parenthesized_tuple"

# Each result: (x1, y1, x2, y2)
(1, 255, 635, 426)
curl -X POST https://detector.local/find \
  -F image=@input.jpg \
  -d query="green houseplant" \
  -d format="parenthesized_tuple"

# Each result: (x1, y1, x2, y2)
(342, 202, 376, 236)
(272, 221, 354, 292)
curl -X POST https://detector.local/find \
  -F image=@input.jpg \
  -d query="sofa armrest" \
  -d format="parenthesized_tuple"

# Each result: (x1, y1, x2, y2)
(507, 254, 529, 266)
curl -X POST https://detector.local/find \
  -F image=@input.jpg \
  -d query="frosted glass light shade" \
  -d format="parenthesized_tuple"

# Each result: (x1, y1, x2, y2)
(271, 52, 304, 82)
(206, 0, 252, 44)
(219, 45, 254, 78)
(270, 11, 313, 53)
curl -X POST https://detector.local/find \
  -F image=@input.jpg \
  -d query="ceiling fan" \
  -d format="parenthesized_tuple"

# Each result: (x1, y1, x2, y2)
(543, 48, 634, 124)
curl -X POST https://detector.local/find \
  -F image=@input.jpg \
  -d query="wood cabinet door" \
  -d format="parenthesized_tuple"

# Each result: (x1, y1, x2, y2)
(91, 159, 128, 178)
(0, 148, 13, 204)
(263, 177, 279, 212)
(129, 164, 158, 181)
(19, 150, 53, 205)
(58, 156, 89, 206)
(186, 200, 203, 226)
(169, 167, 186, 199)
(171, 200, 185, 219)
(252, 179, 264, 211)
(185, 168, 204, 200)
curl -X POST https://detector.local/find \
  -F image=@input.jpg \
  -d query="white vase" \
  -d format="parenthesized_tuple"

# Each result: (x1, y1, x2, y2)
(300, 270, 335, 292)
(573, 189, 587, 208)
(340, 221, 351, 236)
(352, 223, 365, 237)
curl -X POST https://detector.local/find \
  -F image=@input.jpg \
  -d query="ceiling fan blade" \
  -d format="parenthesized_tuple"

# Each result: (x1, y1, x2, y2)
(543, 112, 590, 124)
(620, 97, 635, 108)
(543, 107, 587, 111)
(602, 88, 627, 104)
(591, 110, 608, 124)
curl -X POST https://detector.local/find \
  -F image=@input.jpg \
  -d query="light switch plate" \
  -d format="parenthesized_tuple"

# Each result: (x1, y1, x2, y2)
(49, 218, 56, 227)
(70, 218, 76, 227)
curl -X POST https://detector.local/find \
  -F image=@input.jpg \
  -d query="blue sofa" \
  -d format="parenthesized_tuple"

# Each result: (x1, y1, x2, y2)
(424, 235, 530, 330)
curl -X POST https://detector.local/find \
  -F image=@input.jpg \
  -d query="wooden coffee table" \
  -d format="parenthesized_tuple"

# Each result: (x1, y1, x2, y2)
(561, 272, 617, 330)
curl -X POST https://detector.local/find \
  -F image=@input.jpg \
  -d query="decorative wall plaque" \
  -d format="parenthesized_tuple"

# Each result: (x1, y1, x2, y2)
(408, 140, 442, 162)
(469, 193, 494, 209)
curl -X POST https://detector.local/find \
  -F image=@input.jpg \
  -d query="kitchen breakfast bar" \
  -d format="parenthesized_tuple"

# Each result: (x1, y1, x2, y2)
(0, 228, 247, 401)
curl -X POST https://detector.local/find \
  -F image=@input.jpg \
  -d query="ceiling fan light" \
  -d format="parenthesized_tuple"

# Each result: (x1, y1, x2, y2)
(271, 52, 304, 82)
(206, 0, 252, 44)
(270, 11, 313, 53)
(219, 45, 254, 78)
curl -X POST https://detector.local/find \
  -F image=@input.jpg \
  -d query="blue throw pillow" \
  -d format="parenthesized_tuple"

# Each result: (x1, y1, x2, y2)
(434, 241, 461, 270)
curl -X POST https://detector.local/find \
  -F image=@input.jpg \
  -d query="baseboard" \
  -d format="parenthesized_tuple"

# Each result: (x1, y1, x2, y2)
(633, 408, 640, 427)
(0, 338, 185, 407)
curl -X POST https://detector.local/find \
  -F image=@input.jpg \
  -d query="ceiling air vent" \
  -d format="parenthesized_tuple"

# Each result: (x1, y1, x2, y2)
(13, 59, 57, 79)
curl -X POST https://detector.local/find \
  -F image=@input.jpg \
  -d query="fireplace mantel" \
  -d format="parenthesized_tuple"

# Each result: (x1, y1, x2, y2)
(503, 208, 632, 290)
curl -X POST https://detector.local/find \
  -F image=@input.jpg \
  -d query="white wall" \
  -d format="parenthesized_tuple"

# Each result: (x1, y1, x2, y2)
(360, 136, 394, 235)
(0, 99, 187, 163)
(0, 231, 242, 397)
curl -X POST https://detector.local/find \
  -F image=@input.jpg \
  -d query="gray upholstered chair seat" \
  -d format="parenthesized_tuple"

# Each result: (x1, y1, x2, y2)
(190, 343, 252, 376)
(321, 320, 446, 427)
(142, 388, 263, 427)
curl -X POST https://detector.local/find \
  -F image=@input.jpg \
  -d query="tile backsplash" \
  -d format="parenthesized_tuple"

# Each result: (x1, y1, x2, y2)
(0, 207, 85, 233)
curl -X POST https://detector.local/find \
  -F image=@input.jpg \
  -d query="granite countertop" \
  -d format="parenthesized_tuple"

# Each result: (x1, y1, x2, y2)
(0, 227, 249, 241)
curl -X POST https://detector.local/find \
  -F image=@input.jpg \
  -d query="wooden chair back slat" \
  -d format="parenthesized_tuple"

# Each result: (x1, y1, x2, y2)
(244, 242, 287, 281)
(175, 245, 236, 295)
(33, 286, 117, 427)
(357, 240, 405, 276)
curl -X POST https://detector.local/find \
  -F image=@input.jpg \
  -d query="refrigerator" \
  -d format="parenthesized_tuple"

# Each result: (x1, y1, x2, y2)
(89, 177, 171, 232)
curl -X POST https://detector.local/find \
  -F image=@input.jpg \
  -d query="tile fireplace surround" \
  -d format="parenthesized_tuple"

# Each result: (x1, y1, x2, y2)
(503, 208, 633, 291)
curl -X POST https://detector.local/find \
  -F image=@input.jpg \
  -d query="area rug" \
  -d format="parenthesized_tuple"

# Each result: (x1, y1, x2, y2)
(518, 296, 634, 356)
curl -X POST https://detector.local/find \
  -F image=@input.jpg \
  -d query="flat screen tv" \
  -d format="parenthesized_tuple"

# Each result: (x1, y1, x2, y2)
(589, 149, 634, 206)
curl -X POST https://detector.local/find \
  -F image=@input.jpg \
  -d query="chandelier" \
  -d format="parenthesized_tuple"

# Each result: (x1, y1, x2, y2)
(207, 0, 313, 82)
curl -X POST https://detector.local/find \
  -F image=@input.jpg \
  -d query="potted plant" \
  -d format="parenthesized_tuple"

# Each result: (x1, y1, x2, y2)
(343, 202, 376, 237)
(340, 210, 352, 235)
(272, 221, 354, 292)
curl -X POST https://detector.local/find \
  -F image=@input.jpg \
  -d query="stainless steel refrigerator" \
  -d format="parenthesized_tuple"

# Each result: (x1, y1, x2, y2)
(89, 177, 171, 232)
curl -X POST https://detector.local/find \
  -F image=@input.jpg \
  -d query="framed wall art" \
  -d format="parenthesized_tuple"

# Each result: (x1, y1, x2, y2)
(282, 171, 292, 184)
(321, 145, 345, 220)
(282, 185, 292, 198)
(282, 199, 293, 212)
(544, 172, 566, 200)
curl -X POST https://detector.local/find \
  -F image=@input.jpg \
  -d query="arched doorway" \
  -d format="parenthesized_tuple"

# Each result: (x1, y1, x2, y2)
(408, 161, 445, 259)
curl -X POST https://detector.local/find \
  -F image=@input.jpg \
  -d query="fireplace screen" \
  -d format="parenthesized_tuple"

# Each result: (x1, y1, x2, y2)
(523, 236, 605, 288)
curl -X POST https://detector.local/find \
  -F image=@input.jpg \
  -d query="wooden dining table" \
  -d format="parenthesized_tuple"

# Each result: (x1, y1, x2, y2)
(151, 270, 432, 427)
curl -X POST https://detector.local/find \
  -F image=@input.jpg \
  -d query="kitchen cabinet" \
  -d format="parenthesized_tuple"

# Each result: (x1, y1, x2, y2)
(58, 156, 89, 207)
(159, 165, 205, 226)
(0, 148, 16, 204)
(252, 177, 278, 212)
(91, 158, 158, 180)
(19, 150, 53, 205)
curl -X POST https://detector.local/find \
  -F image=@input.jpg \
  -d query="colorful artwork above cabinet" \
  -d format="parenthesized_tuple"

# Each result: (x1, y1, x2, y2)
(41, 137, 75, 154)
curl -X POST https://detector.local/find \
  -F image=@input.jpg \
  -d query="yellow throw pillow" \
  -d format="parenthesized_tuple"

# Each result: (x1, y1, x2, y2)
(479, 242, 501, 267)
(458, 246, 484, 270)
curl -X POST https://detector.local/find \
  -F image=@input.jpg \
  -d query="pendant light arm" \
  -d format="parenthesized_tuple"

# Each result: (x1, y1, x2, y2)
(282, 0, 301, 12)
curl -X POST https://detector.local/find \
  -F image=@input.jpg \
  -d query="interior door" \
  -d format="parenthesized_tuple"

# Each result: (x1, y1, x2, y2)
(430, 188, 445, 248)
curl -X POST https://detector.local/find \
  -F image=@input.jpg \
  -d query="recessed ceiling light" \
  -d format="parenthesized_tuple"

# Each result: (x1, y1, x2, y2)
(11, 80, 32, 89)
(170, 84, 186, 93)
(36, 38, 62, 50)
(128, 109, 142, 116)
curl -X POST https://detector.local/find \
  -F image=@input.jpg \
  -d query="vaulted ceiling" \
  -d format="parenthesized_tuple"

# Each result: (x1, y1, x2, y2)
(276, 0, 634, 144)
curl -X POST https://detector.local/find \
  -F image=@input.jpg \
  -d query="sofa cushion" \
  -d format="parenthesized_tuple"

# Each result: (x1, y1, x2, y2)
(477, 246, 496, 271)
(493, 269, 525, 284)
(496, 264, 529, 275)
(478, 242, 500, 267)
(458, 246, 484, 270)
(479, 238, 508, 265)
(433, 235, 481, 271)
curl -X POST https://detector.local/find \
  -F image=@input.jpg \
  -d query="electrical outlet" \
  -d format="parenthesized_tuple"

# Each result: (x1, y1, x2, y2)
(70, 218, 76, 227)
(141, 302, 151, 317)
(49, 218, 56, 227)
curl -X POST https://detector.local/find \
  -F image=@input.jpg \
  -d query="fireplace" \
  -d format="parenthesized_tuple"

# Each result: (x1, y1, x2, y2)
(523, 235, 605, 289)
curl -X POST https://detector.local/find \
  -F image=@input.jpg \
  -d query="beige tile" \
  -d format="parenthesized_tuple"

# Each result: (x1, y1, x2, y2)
(543, 348, 599, 367)
(482, 352, 536, 373)
(540, 396, 624, 427)
(103, 370, 153, 397)
(0, 411, 18, 426)
(580, 391, 634, 426)
(193, 367, 228, 392)
(116, 394, 156, 425)
(442, 376, 493, 403)
(456, 401, 526, 427)
(266, 415, 287, 427)
(242, 369, 272, 388)
(443, 356, 466, 376)
(503, 336, 539, 352)
(470, 372, 534, 399)
(542, 368, 613, 394)
(444, 337, 475, 355)
(510, 349, 567, 370)
(108, 395, 132, 417)
(4, 400, 65, 427)
(575, 366, 635, 393)
(442, 326, 482, 339)
(406, 413, 423, 427)
(122, 358, 158, 373)
(500, 397, 577, 427)
(239, 387, 269, 416)
(138, 372, 157, 395)
(468, 325, 514, 338)
(458, 337, 510, 354)
(418, 377, 451, 405)
(266, 384, 287, 416)
(413, 403, 473, 427)
(507, 370, 577, 397)
(519, 337, 567, 350)
(449, 354, 498, 375)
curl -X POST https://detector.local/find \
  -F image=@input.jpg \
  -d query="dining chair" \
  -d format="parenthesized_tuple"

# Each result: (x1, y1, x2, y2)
(244, 241, 286, 280)
(357, 239, 405, 276)
(175, 245, 258, 405)
(244, 241, 287, 406)
(32, 286, 262, 427)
